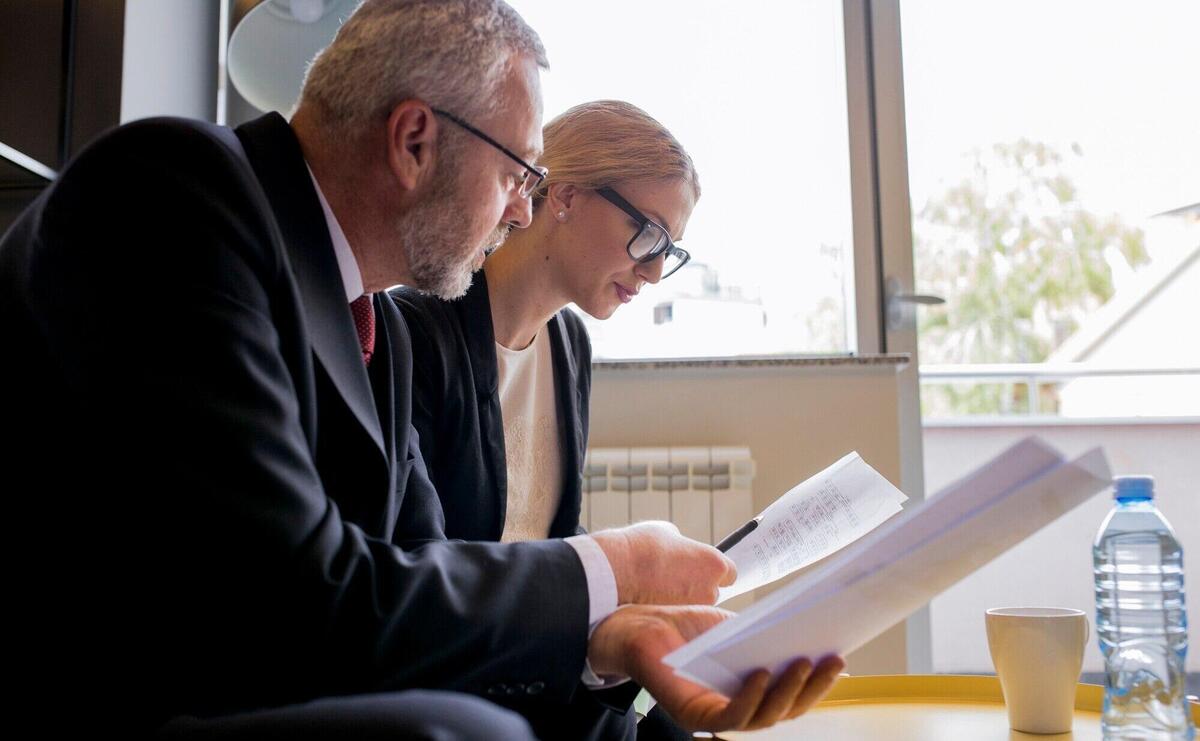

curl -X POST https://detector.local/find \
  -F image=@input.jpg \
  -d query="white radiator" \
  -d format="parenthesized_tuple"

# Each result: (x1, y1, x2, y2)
(582, 446, 756, 547)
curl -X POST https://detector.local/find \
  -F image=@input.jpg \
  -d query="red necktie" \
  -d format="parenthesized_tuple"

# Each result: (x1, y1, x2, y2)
(350, 294, 375, 365)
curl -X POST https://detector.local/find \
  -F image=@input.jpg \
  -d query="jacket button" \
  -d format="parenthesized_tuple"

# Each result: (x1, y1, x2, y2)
(487, 684, 505, 696)
(525, 681, 545, 695)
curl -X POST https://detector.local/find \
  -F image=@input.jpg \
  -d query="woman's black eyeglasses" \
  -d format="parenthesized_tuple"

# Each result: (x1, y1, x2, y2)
(431, 108, 547, 198)
(596, 187, 691, 279)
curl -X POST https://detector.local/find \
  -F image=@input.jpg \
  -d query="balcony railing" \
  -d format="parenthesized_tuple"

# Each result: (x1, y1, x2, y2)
(918, 363, 1200, 421)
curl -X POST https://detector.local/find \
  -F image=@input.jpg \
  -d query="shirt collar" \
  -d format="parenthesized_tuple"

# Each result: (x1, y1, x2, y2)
(306, 164, 364, 302)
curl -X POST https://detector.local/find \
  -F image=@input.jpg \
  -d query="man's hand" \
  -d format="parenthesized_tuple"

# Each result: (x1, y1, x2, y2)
(590, 522, 736, 605)
(588, 604, 845, 732)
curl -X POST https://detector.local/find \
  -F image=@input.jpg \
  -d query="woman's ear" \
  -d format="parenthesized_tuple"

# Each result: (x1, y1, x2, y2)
(546, 183, 579, 222)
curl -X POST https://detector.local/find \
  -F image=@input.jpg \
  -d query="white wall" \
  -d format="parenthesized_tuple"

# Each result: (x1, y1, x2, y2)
(589, 359, 910, 674)
(121, 0, 219, 123)
(924, 421, 1200, 673)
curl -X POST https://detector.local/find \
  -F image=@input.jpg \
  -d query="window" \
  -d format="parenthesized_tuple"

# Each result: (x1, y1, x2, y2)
(901, 0, 1200, 419)
(510, 0, 856, 358)
(899, 0, 1200, 680)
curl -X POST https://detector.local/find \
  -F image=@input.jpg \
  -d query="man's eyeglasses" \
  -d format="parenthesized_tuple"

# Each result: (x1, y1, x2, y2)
(431, 108, 547, 198)
(596, 187, 691, 279)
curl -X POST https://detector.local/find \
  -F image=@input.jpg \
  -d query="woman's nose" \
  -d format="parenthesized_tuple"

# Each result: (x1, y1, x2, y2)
(637, 254, 665, 284)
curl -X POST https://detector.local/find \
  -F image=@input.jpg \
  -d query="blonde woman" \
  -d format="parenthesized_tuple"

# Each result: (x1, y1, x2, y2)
(391, 101, 839, 740)
(392, 101, 697, 738)
(391, 100, 697, 546)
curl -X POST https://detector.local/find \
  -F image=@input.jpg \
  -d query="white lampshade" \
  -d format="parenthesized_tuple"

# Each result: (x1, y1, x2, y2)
(227, 0, 356, 114)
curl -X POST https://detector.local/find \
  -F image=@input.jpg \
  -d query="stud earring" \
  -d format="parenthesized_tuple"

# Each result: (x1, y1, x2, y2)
(557, 211, 566, 221)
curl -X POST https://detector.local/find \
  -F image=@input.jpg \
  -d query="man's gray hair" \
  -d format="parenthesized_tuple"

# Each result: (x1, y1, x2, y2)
(300, 0, 548, 130)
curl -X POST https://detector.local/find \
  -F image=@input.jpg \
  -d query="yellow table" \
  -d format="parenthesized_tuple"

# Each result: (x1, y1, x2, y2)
(722, 674, 1200, 740)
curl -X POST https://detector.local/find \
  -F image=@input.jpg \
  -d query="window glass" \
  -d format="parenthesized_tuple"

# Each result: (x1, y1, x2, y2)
(510, 0, 856, 358)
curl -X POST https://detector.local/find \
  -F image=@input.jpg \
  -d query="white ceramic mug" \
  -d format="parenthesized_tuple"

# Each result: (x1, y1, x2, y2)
(985, 607, 1090, 734)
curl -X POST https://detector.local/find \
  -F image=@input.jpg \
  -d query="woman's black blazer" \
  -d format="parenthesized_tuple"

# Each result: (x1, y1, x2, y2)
(390, 271, 592, 541)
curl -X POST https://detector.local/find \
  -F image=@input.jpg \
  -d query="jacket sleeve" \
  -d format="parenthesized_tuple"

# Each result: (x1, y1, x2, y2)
(22, 121, 591, 712)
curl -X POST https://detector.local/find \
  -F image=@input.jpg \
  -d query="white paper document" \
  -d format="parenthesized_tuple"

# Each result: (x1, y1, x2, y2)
(666, 436, 1111, 697)
(718, 452, 907, 602)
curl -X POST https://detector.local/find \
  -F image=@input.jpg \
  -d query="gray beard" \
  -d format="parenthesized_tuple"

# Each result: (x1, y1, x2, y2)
(400, 198, 511, 300)
(400, 205, 476, 299)
(393, 138, 515, 300)
(397, 169, 477, 299)
(394, 133, 515, 299)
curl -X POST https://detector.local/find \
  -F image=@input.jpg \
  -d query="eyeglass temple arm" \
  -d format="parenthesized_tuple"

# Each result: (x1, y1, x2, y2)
(596, 187, 651, 224)
(430, 107, 542, 178)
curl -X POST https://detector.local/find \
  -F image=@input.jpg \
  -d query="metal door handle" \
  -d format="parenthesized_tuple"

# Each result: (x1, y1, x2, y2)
(892, 293, 945, 305)
(885, 277, 945, 331)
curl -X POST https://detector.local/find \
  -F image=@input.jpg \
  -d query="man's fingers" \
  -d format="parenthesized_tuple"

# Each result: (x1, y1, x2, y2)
(785, 655, 845, 720)
(746, 658, 813, 729)
(706, 668, 771, 730)
(718, 552, 737, 587)
(676, 550, 736, 605)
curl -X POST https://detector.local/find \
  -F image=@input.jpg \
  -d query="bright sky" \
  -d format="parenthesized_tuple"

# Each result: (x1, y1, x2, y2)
(506, 0, 1200, 357)
(902, 0, 1200, 226)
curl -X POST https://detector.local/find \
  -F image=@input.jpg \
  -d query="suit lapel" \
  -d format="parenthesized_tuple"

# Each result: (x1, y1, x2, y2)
(233, 113, 386, 461)
(366, 293, 401, 536)
(459, 272, 500, 400)
(457, 272, 508, 539)
(369, 293, 397, 465)
(547, 312, 584, 536)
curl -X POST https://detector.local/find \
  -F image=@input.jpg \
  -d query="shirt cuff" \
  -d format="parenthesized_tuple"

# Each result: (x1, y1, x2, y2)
(565, 535, 629, 688)
(565, 534, 618, 626)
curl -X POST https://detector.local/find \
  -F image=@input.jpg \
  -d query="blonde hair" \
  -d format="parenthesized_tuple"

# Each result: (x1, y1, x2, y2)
(533, 101, 700, 210)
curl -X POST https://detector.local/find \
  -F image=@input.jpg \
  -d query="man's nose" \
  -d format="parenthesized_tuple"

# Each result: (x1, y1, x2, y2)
(503, 191, 534, 230)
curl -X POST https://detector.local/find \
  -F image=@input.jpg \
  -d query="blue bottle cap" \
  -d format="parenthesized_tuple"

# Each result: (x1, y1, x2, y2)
(1113, 475, 1154, 501)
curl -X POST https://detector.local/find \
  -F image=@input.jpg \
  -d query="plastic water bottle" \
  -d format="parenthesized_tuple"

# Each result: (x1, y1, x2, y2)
(1093, 475, 1193, 739)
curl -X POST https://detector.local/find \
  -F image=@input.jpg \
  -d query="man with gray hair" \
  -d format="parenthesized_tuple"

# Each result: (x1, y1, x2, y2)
(0, 1, 841, 738)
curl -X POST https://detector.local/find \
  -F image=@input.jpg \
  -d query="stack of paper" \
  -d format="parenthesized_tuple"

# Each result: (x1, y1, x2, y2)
(667, 436, 1111, 696)
(718, 452, 907, 603)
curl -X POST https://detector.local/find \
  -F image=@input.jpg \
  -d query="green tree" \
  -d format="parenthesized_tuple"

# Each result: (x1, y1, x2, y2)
(914, 140, 1149, 415)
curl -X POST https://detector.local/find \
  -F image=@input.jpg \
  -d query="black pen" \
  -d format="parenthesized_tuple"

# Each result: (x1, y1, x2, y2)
(715, 516, 762, 553)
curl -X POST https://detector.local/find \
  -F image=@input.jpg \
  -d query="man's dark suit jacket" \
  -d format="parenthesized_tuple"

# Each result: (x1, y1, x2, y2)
(390, 272, 592, 541)
(0, 113, 617, 735)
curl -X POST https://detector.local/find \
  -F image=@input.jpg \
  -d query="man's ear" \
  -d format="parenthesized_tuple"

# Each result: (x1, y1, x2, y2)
(546, 182, 579, 217)
(385, 100, 438, 193)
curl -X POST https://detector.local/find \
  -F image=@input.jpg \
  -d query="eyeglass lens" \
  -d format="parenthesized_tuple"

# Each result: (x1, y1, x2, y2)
(629, 222, 685, 276)
(517, 170, 544, 198)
